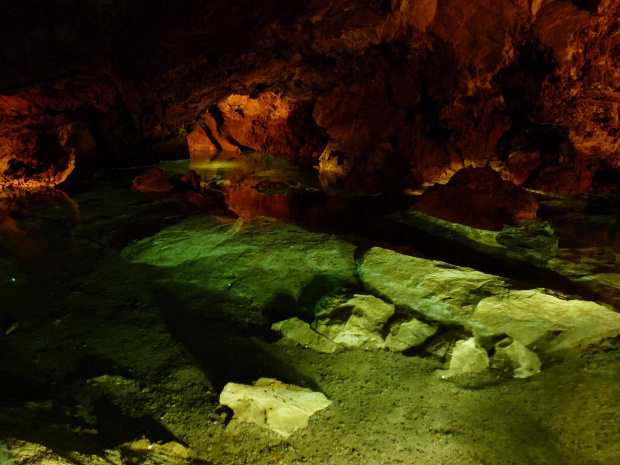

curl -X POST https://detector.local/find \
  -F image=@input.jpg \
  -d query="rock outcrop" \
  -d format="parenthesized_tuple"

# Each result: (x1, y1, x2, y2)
(1, 1, 620, 192)
(412, 167, 539, 230)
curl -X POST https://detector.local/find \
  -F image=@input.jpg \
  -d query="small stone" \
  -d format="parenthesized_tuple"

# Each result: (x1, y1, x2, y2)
(493, 338, 542, 379)
(272, 318, 341, 354)
(219, 378, 331, 438)
(445, 338, 489, 377)
(314, 294, 394, 349)
(385, 319, 437, 352)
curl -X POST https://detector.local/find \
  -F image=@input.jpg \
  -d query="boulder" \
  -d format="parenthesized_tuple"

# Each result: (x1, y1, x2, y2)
(412, 167, 539, 231)
(220, 378, 331, 438)
(471, 289, 620, 352)
(358, 247, 508, 325)
(272, 318, 341, 354)
(179, 170, 202, 192)
(122, 215, 358, 312)
(131, 167, 174, 193)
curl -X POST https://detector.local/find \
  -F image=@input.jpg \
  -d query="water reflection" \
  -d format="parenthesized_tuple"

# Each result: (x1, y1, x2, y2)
(187, 151, 324, 220)
(0, 189, 79, 260)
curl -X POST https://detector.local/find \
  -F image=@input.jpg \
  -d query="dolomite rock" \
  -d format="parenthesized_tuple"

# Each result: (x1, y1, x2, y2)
(493, 338, 542, 379)
(471, 289, 620, 352)
(358, 247, 508, 325)
(443, 338, 490, 377)
(385, 319, 437, 352)
(272, 318, 341, 354)
(220, 378, 331, 438)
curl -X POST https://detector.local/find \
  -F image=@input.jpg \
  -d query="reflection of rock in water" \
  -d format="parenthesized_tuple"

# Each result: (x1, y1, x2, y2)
(0, 188, 79, 260)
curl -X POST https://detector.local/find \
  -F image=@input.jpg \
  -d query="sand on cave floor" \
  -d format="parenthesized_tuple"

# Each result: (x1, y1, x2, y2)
(0, 234, 619, 465)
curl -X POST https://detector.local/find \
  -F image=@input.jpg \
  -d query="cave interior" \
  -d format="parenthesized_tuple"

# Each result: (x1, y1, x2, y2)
(1, 1, 620, 464)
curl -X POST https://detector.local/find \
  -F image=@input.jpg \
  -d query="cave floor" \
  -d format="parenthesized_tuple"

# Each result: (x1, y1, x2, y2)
(1, 155, 620, 465)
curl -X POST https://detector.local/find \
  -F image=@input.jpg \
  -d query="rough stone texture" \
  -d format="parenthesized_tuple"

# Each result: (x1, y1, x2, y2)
(121, 215, 358, 311)
(472, 289, 620, 352)
(385, 319, 438, 352)
(220, 378, 331, 438)
(493, 338, 542, 379)
(188, 93, 327, 159)
(2, 1, 620, 192)
(271, 318, 341, 354)
(358, 247, 509, 324)
(314, 294, 395, 349)
(444, 338, 490, 377)
(412, 167, 540, 230)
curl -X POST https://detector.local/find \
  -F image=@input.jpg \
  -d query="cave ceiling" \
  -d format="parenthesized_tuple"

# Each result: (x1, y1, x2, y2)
(0, 0, 619, 192)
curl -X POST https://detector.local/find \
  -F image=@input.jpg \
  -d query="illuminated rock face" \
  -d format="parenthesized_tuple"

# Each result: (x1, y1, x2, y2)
(1, 0, 619, 191)
(188, 93, 327, 159)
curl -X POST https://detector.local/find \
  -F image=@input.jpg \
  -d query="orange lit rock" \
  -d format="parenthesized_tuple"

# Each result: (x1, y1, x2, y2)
(2, 0, 620, 193)
(188, 93, 327, 159)
(131, 168, 174, 193)
(0, 122, 96, 189)
(179, 170, 202, 192)
(412, 167, 539, 231)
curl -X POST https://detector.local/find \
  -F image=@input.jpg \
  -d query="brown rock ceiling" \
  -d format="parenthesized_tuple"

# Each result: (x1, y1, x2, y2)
(0, 0, 618, 192)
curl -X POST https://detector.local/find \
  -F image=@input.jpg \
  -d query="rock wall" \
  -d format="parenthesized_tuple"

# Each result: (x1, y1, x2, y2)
(1, 0, 619, 192)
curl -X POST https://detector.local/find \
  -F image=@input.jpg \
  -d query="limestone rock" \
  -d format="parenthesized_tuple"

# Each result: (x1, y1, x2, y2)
(220, 378, 331, 438)
(493, 339, 542, 379)
(385, 319, 437, 352)
(359, 247, 508, 325)
(444, 338, 490, 377)
(412, 167, 539, 231)
(272, 318, 341, 354)
(471, 289, 620, 352)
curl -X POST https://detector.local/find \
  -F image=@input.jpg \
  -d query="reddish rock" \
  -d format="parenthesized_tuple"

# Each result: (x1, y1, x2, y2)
(179, 170, 202, 192)
(1, 0, 620, 193)
(412, 167, 539, 231)
(131, 168, 174, 193)
(187, 93, 328, 159)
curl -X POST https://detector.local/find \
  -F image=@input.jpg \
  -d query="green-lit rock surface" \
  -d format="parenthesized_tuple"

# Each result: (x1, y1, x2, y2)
(121, 215, 358, 313)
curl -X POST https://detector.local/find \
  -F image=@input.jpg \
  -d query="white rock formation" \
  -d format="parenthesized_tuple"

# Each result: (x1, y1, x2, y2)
(444, 338, 489, 377)
(493, 339, 542, 379)
(471, 289, 620, 352)
(220, 378, 331, 438)
(385, 319, 437, 352)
